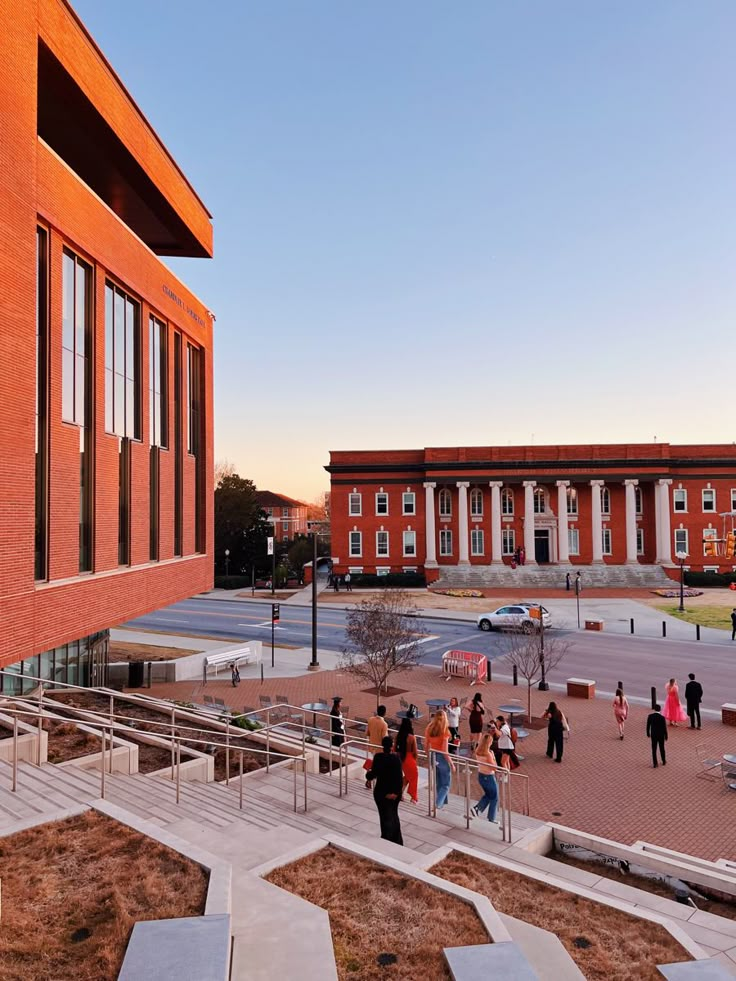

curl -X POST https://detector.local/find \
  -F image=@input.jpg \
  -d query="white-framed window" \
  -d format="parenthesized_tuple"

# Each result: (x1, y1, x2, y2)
(673, 489, 687, 512)
(704, 566, 719, 573)
(349, 531, 362, 556)
(600, 487, 611, 515)
(282, 534, 289, 542)
(533, 488, 546, 514)
(501, 488, 514, 515)
(674, 528, 689, 554)
(470, 488, 483, 516)
(403, 530, 416, 557)
(349, 493, 361, 516)
(471, 529, 484, 555)
(635, 487, 643, 515)
(602, 528, 612, 554)
(282, 507, 289, 517)
(731, 489, 736, 512)
(439, 529, 453, 555)
(376, 567, 390, 576)
(636, 528, 644, 555)
(502, 529, 515, 555)
(375, 492, 388, 516)
(702, 527, 717, 555)
(348, 566, 363, 574)
(402, 492, 415, 515)
(438, 488, 452, 516)
(567, 487, 578, 515)
(376, 531, 389, 556)
(568, 527, 579, 555)
(402, 566, 417, 573)
(702, 489, 716, 512)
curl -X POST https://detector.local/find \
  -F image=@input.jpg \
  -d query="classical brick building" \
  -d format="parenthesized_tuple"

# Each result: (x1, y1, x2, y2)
(326, 444, 736, 581)
(0, 0, 214, 690)
(255, 491, 309, 542)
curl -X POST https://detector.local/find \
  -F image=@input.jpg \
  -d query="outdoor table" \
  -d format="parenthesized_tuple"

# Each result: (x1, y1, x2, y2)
(426, 698, 448, 711)
(723, 754, 736, 767)
(301, 701, 329, 729)
(514, 728, 529, 740)
(498, 704, 525, 728)
(397, 709, 423, 720)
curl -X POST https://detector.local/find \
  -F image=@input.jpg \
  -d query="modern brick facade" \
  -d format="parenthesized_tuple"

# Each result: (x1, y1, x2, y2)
(0, 0, 214, 684)
(326, 444, 736, 580)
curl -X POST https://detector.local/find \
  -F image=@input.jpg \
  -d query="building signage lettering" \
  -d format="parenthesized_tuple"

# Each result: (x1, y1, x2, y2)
(162, 285, 205, 327)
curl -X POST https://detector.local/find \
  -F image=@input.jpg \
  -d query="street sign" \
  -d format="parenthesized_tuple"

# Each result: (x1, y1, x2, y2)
(272, 603, 280, 623)
(267, 537, 274, 555)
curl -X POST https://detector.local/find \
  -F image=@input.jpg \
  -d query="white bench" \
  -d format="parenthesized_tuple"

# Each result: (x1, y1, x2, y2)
(202, 646, 261, 684)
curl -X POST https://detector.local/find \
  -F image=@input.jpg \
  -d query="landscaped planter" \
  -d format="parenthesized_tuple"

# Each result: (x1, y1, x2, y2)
(0, 711, 47, 764)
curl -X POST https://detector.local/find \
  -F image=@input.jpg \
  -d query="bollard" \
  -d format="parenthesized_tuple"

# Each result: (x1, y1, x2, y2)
(662, 621, 666, 638)
(513, 665, 518, 686)
(260, 663, 264, 684)
(651, 686, 657, 709)
(630, 618, 634, 634)
(696, 624, 700, 641)
(486, 659, 492, 683)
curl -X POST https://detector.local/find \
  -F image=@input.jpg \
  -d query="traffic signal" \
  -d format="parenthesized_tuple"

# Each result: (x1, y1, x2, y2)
(704, 538, 716, 557)
(272, 603, 280, 623)
(726, 532, 735, 559)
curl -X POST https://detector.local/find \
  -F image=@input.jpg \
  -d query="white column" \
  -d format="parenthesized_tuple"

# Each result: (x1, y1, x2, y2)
(624, 479, 639, 564)
(654, 481, 663, 562)
(658, 479, 673, 565)
(457, 482, 470, 565)
(590, 480, 604, 563)
(556, 481, 570, 564)
(523, 481, 536, 564)
(489, 482, 503, 564)
(423, 482, 437, 567)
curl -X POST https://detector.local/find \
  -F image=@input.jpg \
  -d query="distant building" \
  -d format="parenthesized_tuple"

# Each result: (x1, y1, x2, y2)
(256, 492, 309, 542)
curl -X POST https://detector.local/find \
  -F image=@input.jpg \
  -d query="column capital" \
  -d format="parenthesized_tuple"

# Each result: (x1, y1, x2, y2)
(488, 481, 503, 489)
(456, 481, 470, 489)
(589, 479, 605, 487)
(423, 482, 436, 490)
(658, 478, 673, 487)
(555, 480, 570, 488)
(623, 479, 639, 487)
(522, 480, 537, 489)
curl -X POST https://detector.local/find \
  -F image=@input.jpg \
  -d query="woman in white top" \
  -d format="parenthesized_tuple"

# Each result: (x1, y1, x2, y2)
(495, 715, 518, 770)
(446, 697, 461, 744)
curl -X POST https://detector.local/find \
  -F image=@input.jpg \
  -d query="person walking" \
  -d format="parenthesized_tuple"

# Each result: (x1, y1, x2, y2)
(685, 673, 703, 730)
(366, 735, 404, 845)
(344, 572, 352, 592)
(446, 697, 462, 745)
(330, 697, 346, 748)
(394, 717, 419, 803)
(496, 715, 519, 770)
(424, 711, 456, 809)
(575, 571, 582, 593)
(647, 704, 668, 767)
(333, 575, 340, 593)
(230, 663, 240, 688)
(612, 688, 629, 739)
(565, 571, 571, 591)
(731, 608, 736, 641)
(543, 701, 568, 762)
(471, 732, 499, 824)
(364, 705, 389, 788)
(663, 678, 687, 726)
(465, 692, 486, 750)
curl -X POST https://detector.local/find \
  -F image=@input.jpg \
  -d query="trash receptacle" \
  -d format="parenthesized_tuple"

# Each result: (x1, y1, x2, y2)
(128, 661, 144, 688)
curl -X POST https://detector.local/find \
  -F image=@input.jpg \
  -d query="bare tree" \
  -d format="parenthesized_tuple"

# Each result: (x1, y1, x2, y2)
(501, 630, 570, 722)
(214, 458, 236, 489)
(340, 591, 424, 709)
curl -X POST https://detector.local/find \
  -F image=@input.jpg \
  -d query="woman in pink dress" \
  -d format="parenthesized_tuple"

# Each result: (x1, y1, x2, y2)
(663, 678, 687, 726)
(612, 688, 629, 740)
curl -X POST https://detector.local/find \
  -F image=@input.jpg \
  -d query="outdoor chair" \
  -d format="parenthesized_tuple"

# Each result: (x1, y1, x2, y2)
(259, 695, 273, 709)
(203, 694, 214, 706)
(721, 765, 736, 793)
(214, 698, 227, 711)
(288, 706, 305, 727)
(276, 694, 289, 704)
(242, 706, 256, 716)
(399, 696, 409, 709)
(458, 696, 468, 709)
(696, 744, 723, 780)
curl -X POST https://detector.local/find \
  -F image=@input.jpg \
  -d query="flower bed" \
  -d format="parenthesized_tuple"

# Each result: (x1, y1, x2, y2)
(651, 589, 703, 598)
(432, 588, 484, 598)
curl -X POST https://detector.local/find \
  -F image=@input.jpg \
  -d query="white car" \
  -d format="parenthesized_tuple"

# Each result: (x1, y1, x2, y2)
(476, 604, 551, 632)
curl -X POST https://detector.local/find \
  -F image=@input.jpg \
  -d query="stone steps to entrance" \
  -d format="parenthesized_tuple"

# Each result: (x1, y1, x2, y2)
(436, 563, 673, 589)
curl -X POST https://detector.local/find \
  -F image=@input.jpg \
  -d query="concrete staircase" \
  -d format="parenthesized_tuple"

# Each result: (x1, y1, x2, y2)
(436, 563, 674, 590)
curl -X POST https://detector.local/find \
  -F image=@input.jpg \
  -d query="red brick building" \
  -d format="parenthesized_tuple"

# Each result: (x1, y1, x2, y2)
(0, 0, 214, 690)
(326, 444, 736, 581)
(255, 491, 309, 542)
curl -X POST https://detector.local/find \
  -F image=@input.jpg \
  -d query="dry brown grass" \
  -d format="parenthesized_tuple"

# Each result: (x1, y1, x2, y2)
(109, 642, 199, 663)
(0, 810, 208, 981)
(431, 852, 690, 980)
(44, 720, 101, 763)
(266, 845, 486, 980)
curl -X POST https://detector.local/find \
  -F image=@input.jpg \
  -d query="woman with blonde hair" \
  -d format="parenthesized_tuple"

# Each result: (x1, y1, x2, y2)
(424, 711, 455, 809)
(663, 678, 687, 726)
(471, 732, 499, 823)
(612, 688, 629, 739)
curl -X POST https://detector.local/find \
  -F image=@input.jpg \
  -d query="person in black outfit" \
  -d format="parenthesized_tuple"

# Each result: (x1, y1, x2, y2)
(684, 673, 703, 730)
(647, 704, 668, 767)
(731, 608, 736, 641)
(366, 735, 404, 845)
(544, 701, 565, 763)
(330, 697, 346, 747)
(565, 572, 571, 591)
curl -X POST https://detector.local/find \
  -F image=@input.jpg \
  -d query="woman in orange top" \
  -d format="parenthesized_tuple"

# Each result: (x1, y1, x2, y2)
(395, 717, 419, 803)
(424, 711, 456, 809)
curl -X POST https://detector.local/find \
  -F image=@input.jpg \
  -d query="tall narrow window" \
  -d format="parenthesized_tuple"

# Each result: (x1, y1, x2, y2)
(118, 438, 131, 565)
(149, 317, 167, 561)
(63, 249, 93, 571)
(35, 228, 49, 580)
(149, 447, 160, 561)
(105, 281, 140, 439)
(187, 343, 204, 552)
(173, 333, 183, 555)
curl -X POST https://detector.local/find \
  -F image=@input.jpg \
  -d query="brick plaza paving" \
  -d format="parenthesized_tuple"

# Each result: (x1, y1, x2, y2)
(136, 663, 736, 862)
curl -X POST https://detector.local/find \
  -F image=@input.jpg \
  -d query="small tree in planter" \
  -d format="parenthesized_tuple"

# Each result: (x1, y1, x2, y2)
(502, 630, 570, 723)
(340, 591, 424, 709)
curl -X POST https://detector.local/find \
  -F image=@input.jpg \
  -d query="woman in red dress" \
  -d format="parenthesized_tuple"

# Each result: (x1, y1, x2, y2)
(395, 717, 419, 803)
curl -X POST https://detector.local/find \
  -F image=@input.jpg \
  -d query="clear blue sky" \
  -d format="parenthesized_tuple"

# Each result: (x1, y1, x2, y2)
(73, 0, 736, 501)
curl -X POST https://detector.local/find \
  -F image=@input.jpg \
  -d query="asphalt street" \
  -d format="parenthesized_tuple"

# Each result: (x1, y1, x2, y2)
(122, 597, 735, 712)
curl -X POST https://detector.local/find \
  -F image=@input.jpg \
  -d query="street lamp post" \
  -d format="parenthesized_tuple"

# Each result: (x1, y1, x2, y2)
(537, 606, 549, 691)
(310, 531, 319, 670)
(224, 548, 230, 579)
(675, 550, 688, 613)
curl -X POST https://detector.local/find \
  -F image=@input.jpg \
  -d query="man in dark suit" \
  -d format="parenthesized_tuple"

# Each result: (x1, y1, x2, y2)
(647, 704, 668, 767)
(685, 673, 703, 730)
(366, 736, 404, 845)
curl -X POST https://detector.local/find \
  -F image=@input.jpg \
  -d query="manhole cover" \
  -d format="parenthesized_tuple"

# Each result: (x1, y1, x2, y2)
(71, 927, 91, 943)
(574, 937, 592, 949)
(552, 811, 562, 817)
(377, 953, 397, 966)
